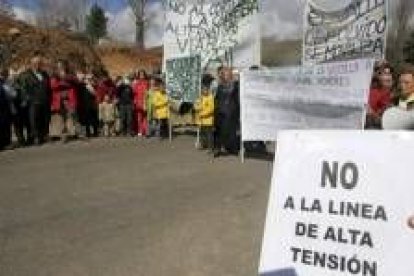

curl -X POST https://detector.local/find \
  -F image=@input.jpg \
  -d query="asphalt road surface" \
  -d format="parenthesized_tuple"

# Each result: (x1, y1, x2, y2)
(0, 137, 272, 276)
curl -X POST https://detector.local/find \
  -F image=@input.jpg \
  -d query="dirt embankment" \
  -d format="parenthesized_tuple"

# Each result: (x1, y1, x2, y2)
(0, 15, 104, 72)
(97, 44, 163, 78)
(0, 15, 163, 76)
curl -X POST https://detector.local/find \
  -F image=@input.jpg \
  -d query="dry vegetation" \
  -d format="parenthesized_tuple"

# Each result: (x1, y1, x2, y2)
(0, 15, 103, 71)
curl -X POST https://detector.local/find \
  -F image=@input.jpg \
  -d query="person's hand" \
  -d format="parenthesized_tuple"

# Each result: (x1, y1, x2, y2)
(408, 216, 414, 230)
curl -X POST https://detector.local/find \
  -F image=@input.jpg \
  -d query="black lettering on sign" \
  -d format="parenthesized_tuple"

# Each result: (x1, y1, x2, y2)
(164, 0, 258, 68)
(295, 222, 319, 239)
(321, 161, 359, 190)
(290, 247, 377, 275)
(305, 0, 386, 63)
(283, 196, 295, 210)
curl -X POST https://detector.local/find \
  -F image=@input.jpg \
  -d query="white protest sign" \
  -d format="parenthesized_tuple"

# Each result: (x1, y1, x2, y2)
(163, 0, 260, 69)
(382, 107, 414, 130)
(259, 131, 414, 276)
(303, 0, 387, 65)
(240, 59, 373, 142)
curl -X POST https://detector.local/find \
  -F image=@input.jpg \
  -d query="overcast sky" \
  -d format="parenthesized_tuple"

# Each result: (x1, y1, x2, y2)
(10, 0, 408, 47)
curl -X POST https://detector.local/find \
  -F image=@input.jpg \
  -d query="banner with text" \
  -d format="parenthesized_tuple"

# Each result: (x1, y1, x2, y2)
(240, 59, 373, 142)
(259, 131, 414, 276)
(303, 0, 387, 65)
(163, 0, 260, 69)
(166, 55, 201, 103)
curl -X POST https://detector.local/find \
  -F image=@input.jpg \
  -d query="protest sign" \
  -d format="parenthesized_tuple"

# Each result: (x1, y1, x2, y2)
(166, 55, 201, 103)
(240, 59, 373, 142)
(259, 131, 414, 276)
(163, 0, 260, 69)
(303, 0, 387, 65)
(382, 107, 414, 130)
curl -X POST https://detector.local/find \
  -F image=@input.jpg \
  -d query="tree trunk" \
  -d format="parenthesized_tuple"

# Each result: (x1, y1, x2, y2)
(135, 20, 145, 49)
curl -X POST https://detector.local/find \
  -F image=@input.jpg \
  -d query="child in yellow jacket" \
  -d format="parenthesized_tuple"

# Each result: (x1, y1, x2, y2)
(195, 74, 215, 151)
(151, 78, 169, 139)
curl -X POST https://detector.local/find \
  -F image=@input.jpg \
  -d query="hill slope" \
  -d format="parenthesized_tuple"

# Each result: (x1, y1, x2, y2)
(0, 15, 104, 72)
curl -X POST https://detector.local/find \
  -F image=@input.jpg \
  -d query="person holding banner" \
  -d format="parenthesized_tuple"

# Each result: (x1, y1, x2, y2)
(214, 67, 240, 157)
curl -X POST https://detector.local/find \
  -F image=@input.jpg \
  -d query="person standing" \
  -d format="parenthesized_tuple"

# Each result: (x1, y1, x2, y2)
(10, 66, 31, 146)
(145, 77, 156, 138)
(99, 94, 117, 137)
(195, 74, 215, 153)
(95, 73, 117, 104)
(152, 78, 170, 139)
(366, 62, 394, 129)
(77, 73, 99, 138)
(398, 65, 414, 109)
(116, 77, 134, 136)
(49, 62, 79, 142)
(19, 57, 51, 145)
(382, 64, 414, 130)
(0, 68, 13, 150)
(133, 70, 149, 137)
(214, 67, 240, 156)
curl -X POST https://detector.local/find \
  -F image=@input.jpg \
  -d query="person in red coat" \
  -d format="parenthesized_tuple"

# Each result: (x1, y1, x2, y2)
(95, 74, 117, 105)
(49, 62, 79, 141)
(132, 70, 149, 136)
(366, 62, 394, 129)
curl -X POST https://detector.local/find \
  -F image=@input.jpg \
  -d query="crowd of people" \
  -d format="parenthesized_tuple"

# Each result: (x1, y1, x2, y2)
(3, 57, 412, 156)
(0, 57, 242, 158)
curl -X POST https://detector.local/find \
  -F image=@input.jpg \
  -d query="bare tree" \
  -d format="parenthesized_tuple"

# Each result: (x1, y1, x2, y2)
(0, 0, 14, 17)
(127, 0, 147, 49)
(36, 0, 90, 31)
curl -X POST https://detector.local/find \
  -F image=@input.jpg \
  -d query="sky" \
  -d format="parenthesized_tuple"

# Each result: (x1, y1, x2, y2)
(8, 0, 405, 48)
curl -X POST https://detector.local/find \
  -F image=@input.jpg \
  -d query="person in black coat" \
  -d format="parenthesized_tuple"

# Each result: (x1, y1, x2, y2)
(0, 69, 12, 150)
(116, 77, 134, 136)
(10, 68, 31, 146)
(214, 67, 240, 156)
(76, 74, 99, 138)
(19, 57, 51, 145)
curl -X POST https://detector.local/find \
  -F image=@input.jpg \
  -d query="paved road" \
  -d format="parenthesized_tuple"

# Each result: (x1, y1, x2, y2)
(0, 137, 272, 276)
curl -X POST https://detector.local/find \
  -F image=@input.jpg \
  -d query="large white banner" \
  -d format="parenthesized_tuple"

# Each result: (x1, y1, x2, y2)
(303, 0, 387, 65)
(240, 59, 373, 142)
(163, 0, 260, 69)
(259, 131, 414, 276)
